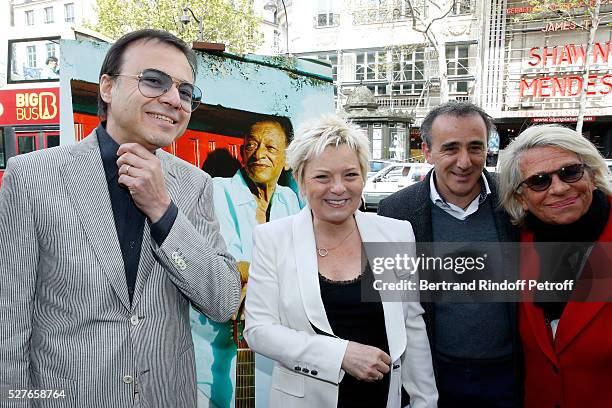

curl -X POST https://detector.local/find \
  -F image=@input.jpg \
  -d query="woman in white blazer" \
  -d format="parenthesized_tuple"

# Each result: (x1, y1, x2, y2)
(244, 115, 437, 408)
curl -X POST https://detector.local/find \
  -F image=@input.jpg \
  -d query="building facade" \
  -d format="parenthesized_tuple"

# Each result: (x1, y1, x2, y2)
(0, 0, 107, 184)
(482, 0, 612, 157)
(7, 0, 103, 85)
(257, 0, 485, 160)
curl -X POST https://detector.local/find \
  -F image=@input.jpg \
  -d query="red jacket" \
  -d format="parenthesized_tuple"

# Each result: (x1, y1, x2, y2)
(520, 198, 612, 408)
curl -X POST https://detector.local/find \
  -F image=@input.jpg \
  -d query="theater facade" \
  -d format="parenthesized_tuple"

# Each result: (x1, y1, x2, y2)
(481, 0, 612, 157)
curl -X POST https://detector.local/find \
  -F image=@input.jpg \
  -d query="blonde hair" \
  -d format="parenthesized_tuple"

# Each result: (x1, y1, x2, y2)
(498, 124, 611, 224)
(286, 115, 371, 190)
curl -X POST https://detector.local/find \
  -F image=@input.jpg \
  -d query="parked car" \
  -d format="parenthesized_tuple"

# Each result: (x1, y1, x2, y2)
(367, 160, 396, 180)
(363, 163, 433, 210)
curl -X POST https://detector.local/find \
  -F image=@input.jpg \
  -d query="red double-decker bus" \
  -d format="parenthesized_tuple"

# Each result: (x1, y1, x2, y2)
(72, 111, 245, 170)
(0, 88, 60, 187)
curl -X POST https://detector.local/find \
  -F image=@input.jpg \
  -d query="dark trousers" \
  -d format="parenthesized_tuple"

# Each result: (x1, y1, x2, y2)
(436, 354, 517, 408)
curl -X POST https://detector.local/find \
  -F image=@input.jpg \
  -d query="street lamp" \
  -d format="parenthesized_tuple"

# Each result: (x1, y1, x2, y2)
(264, 0, 289, 54)
(181, 5, 203, 41)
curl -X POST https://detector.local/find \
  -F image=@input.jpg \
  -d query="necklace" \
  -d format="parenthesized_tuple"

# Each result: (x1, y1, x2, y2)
(316, 224, 357, 257)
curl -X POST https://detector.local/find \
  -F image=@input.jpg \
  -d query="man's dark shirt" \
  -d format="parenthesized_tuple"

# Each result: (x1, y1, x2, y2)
(97, 124, 178, 301)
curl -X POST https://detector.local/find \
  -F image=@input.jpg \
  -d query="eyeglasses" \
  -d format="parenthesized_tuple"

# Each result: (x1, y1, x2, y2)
(113, 68, 202, 112)
(517, 163, 587, 192)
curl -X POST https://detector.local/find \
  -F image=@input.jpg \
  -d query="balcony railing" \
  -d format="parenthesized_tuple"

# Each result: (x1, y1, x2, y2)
(373, 94, 472, 109)
(376, 96, 425, 108)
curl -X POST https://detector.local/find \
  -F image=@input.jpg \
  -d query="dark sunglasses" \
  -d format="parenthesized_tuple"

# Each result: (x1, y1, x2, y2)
(517, 163, 587, 192)
(114, 68, 202, 112)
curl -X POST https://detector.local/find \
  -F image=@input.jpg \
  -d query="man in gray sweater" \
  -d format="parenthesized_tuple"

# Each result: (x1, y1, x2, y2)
(378, 101, 521, 407)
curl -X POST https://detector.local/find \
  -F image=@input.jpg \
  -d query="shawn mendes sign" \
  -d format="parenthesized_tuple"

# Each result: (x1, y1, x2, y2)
(520, 42, 612, 98)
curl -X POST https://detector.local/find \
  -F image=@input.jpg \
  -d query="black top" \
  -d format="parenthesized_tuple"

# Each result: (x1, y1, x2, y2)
(319, 270, 390, 408)
(97, 123, 178, 301)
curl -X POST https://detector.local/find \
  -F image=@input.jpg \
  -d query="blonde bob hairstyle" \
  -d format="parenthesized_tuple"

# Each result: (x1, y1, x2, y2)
(286, 115, 371, 191)
(498, 124, 612, 225)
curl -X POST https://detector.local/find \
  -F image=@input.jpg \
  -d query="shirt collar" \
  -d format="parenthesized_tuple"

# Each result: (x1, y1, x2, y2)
(429, 170, 491, 208)
(97, 122, 121, 183)
(232, 170, 288, 207)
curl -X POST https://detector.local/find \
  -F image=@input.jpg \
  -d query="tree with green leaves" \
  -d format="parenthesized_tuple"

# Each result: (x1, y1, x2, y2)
(88, 0, 262, 54)
(518, 0, 603, 133)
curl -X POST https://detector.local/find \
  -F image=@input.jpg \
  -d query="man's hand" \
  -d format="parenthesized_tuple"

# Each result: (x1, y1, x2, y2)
(341, 341, 391, 382)
(231, 261, 250, 321)
(117, 143, 171, 223)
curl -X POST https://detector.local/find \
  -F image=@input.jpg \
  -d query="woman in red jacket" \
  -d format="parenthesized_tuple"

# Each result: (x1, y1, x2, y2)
(497, 124, 612, 408)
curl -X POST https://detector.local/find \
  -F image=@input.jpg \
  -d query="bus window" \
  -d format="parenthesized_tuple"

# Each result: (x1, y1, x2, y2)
(0, 129, 5, 169)
(17, 133, 38, 155)
(46, 132, 60, 148)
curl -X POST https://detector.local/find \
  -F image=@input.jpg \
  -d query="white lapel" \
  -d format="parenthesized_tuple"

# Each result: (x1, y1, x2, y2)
(293, 207, 336, 335)
(293, 208, 407, 360)
(355, 211, 407, 362)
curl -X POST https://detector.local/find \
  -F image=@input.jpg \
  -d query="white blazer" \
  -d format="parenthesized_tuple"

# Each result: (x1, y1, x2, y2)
(244, 208, 438, 408)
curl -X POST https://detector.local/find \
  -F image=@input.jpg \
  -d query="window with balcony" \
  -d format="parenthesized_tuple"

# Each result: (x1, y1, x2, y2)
(314, 53, 338, 81)
(353, 0, 427, 24)
(356, 51, 385, 82)
(391, 47, 425, 94)
(26, 46, 36, 68)
(391, 83, 424, 95)
(25, 10, 34, 25)
(316, 12, 336, 27)
(449, 81, 470, 94)
(451, 0, 473, 15)
(315, 0, 338, 27)
(46, 43, 56, 59)
(64, 3, 75, 23)
(44, 7, 54, 23)
(392, 0, 427, 20)
(446, 44, 471, 95)
(446, 44, 469, 76)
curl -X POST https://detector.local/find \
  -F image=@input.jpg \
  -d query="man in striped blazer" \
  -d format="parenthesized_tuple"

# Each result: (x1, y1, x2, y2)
(0, 29, 240, 407)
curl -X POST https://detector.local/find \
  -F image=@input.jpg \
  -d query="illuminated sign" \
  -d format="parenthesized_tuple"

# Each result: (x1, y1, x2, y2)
(0, 88, 59, 125)
(519, 42, 612, 98)
(520, 74, 612, 97)
(507, 0, 612, 14)
(527, 42, 610, 67)
(542, 21, 578, 32)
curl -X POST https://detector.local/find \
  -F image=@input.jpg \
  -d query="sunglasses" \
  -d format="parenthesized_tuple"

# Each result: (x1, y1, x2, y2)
(114, 68, 202, 112)
(517, 163, 587, 192)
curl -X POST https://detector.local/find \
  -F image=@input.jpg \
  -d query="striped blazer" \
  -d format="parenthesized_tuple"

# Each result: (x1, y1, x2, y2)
(0, 131, 241, 408)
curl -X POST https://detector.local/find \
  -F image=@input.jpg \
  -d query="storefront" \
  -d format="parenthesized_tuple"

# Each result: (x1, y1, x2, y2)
(497, 1, 612, 157)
